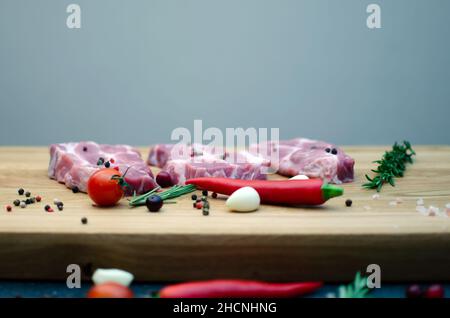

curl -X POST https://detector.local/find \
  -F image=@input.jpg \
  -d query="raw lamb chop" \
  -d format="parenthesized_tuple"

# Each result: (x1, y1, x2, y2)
(250, 138, 354, 184)
(148, 144, 268, 185)
(49, 141, 157, 195)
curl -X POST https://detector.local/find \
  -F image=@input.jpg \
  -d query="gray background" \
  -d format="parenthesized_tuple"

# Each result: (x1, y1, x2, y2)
(1, 0, 449, 146)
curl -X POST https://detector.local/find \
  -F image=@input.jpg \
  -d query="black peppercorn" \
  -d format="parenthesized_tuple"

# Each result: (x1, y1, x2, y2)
(81, 217, 88, 225)
(25, 191, 31, 197)
(331, 148, 338, 155)
(13, 199, 20, 206)
(202, 190, 208, 196)
(44, 204, 51, 212)
(345, 199, 353, 207)
(72, 186, 79, 193)
(212, 192, 218, 199)
(83, 146, 88, 152)
(325, 148, 331, 153)
(18, 188, 25, 195)
(191, 194, 197, 201)
(104, 161, 111, 168)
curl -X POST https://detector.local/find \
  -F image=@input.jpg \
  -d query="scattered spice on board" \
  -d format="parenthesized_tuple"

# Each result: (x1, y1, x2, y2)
(345, 199, 352, 207)
(363, 141, 415, 192)
(81, 217, 88, 225)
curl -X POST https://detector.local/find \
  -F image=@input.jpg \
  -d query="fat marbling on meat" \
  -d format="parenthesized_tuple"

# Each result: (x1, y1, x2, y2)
(49, 141, 157, 195)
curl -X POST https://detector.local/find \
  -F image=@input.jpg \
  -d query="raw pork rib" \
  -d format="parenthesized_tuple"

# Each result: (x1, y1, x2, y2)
(250, 138, 354, 183)
(49, 141, 157, 195)
(148, 138, 354, 184)
(148, 144, 268, 185)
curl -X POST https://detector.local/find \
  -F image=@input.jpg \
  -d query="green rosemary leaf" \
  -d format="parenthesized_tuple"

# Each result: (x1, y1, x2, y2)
(362, 141, 415, 192)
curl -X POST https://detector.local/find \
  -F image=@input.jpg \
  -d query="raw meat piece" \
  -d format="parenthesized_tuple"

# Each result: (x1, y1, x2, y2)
(164, 156, 267, 185)
(148, 144, 268, 185)
(251, 138, 354, 183)
(148, 137, 354, 184)
(49, 141, 157, 195)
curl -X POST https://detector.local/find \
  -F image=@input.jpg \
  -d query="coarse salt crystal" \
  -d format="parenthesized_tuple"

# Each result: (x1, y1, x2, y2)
(363, 205, 371, 211)
(372, 194, 380, 200)
(416, 198, 424, 206)
(389, 201, 397, 207)
(446, 203, 450, 214)
(396, 197, 403, 204)
(416, 206, 428, 215)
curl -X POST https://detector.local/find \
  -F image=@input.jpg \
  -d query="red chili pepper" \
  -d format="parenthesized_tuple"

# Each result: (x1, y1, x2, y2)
(159, 280, 322, 298)
(186, 178, 343, 205)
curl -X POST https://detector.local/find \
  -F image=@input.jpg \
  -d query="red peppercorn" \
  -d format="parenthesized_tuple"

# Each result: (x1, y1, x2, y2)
(425, 284, 444, 298)
(113, 166, 120, 171)
(47, 208, 54, 213)
(5, 205, 12, 212)
(406, 284, 422, 298)
(212, 192, 218, 199)
(35, 195, 42, 202)
(196, 202, 203, 209)
(109, 158, 115, 164)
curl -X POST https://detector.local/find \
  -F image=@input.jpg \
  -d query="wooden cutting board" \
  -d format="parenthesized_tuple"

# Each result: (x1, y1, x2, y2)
(0, 146, 449, 283)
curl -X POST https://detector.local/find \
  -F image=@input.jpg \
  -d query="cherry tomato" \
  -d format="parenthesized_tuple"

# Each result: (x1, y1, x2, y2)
(87, 282, 134, 298)
(87, 168, 124, 206)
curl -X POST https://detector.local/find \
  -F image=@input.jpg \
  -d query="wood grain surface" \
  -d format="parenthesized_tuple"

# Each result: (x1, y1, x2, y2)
(0, 146, 449, 282)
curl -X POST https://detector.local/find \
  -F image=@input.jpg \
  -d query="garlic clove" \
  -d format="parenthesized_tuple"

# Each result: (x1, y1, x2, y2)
(92, 268, 134, 287)
(226, 187, 260, 212)
(289, 174, 309, 180)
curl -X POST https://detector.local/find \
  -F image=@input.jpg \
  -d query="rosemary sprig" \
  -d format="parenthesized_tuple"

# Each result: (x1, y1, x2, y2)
(129, 184, 196, 207)
(338, 272, 371, 298)
(362, 141, 415, 192)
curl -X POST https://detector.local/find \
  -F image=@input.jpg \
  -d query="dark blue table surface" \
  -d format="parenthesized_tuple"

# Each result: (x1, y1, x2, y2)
(0, 281, 448, 298)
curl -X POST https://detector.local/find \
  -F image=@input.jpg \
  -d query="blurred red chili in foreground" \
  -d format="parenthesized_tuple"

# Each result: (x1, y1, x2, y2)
(159, 280, 322, 298)
(87, 282, 134, 298)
